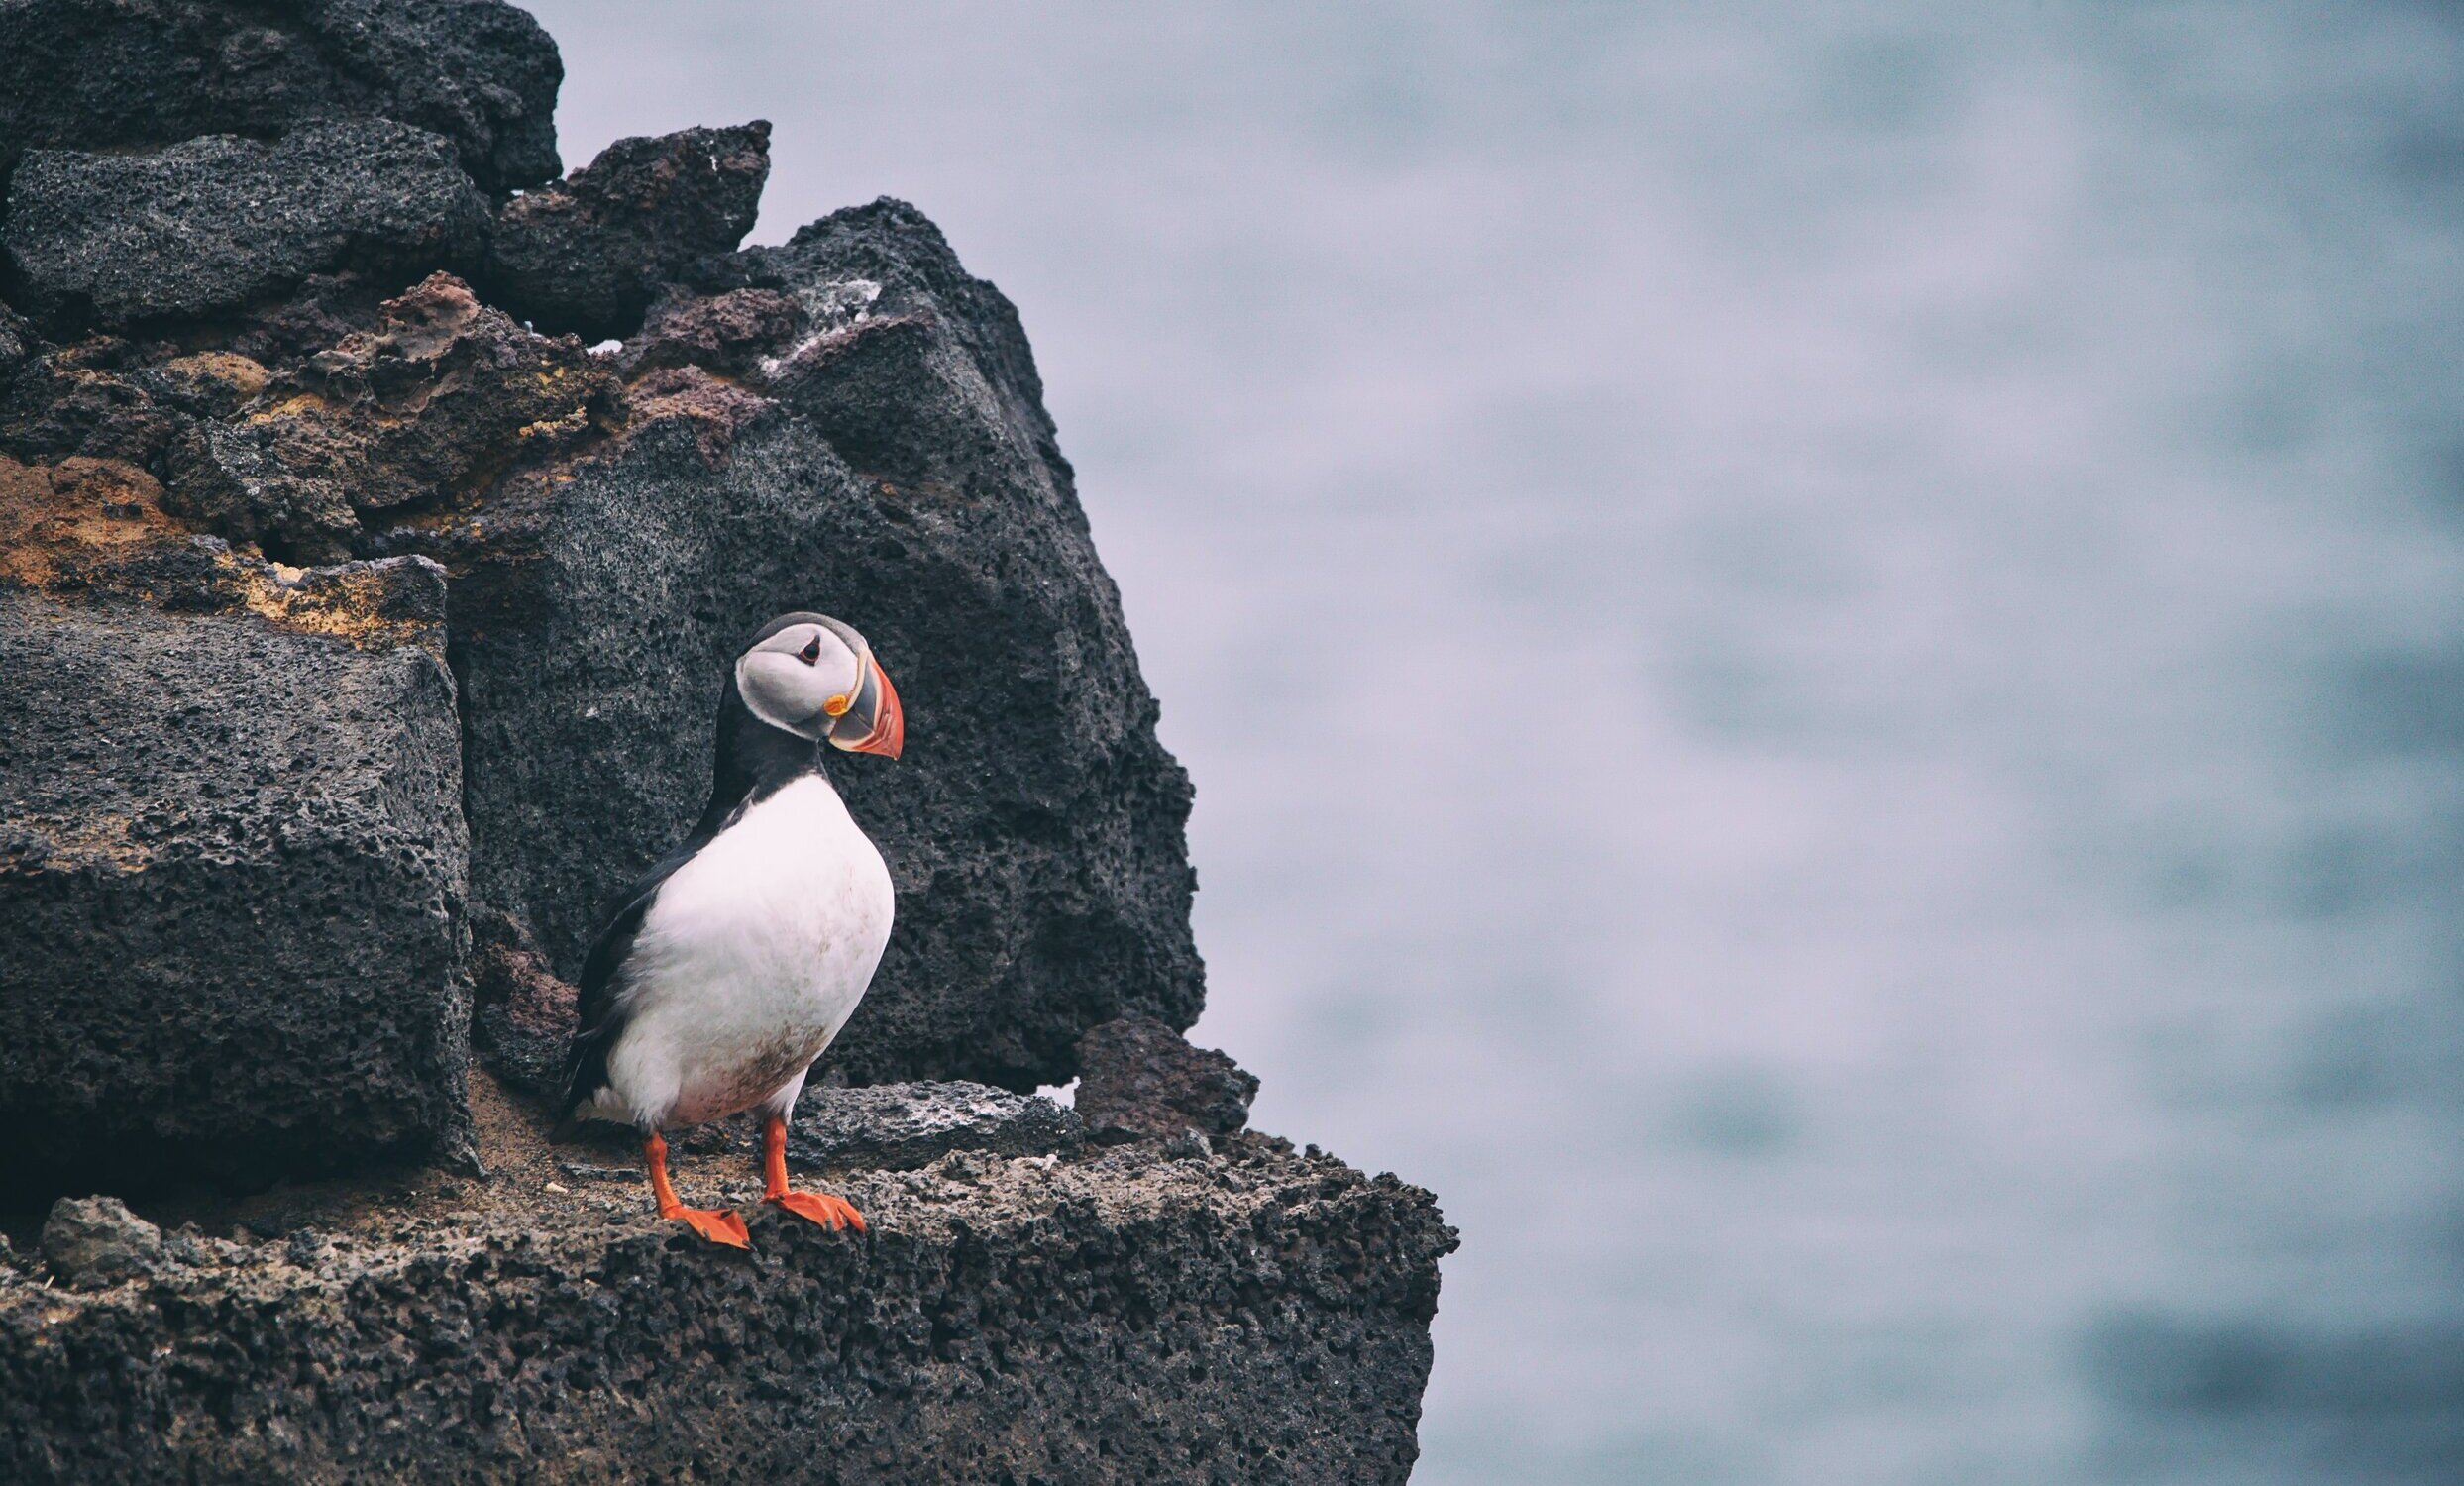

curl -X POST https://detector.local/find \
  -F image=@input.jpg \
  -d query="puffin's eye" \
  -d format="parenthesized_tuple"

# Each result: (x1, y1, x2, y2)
(798, 637, 821, 666)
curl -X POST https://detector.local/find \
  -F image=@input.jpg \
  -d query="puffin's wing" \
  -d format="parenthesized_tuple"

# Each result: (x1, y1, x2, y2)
(556, 845, 695, 1125)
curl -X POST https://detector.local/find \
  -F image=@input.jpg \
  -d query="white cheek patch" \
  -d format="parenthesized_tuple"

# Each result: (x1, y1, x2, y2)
(737, 640, 861, 736)
(738, 654, 817, 736)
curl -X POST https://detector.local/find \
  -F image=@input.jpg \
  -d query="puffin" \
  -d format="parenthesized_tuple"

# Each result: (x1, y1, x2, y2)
(556, 611, 905, 1248)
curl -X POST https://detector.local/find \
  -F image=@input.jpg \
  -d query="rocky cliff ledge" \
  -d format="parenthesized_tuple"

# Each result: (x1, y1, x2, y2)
(0, 1076, 1451, 1485)
(0, 1, 1448, 1479)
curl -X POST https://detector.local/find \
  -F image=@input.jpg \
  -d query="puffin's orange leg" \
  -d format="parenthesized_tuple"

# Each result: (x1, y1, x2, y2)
(762, 1114, 866, 1232)
(645, 1131, 751, 1248)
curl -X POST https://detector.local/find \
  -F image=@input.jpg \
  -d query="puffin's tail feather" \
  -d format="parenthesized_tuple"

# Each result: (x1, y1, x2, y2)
(551, 1025, 619, 1141)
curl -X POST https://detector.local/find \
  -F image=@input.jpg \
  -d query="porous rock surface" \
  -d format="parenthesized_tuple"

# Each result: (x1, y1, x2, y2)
(37, 1194, 161, 1289)
(0, 1116, 1455, 1486)
(4, 119, 490, 331)
(0, 0, 562, 191)
(165, 270, 619, 562)
(790, 1080, 1084, 1170)
(482, 121, 773, 340)
(440, 199, 1203, 1091)
(0, 554, 471, 1196)
(1077, 1014, 1262, 1142)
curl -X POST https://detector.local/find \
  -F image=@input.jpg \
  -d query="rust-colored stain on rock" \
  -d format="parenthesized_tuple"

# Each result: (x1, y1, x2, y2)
(0, 454, 187, 588)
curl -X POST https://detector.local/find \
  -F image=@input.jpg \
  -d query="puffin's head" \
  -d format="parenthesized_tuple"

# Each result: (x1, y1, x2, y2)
(733, 611, 904, 760)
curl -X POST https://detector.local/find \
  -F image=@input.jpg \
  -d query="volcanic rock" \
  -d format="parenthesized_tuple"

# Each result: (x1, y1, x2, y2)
(38, 1194, 161, 1289)
(162, 271, 619, 562)
(139, 349, 271, 419)
(482, 121, 772, 341)
(1077, 1015, 1261, 1142)
(0, 333, 183, 468)
(0, 1133, 1454, 1485)
(212, 269, 401, 369)
(467, 911, 576, 1098)
(0, 0, 562, 192)
(625, 283, 804, 376)
(0, 555, 470, 1196)
(4, 119, 490, 332)
(789, 1081, 1084, 1170)
(438, 199, 1202, 1093)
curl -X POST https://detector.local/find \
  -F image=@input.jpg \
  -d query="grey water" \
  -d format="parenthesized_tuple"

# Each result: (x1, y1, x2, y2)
(527, 3, 2464, 1481)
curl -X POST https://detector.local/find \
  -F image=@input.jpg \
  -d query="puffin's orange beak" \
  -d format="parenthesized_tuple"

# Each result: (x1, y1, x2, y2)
(831, 654, 903, 760)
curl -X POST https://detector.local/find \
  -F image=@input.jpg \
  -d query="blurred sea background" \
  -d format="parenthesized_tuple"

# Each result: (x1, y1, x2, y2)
(526, 3, 2464, 1481)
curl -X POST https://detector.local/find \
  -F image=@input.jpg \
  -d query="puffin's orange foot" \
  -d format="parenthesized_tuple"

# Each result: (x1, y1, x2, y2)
(768, 1190, 867, 1232)
(667, 1206, 752, 1248)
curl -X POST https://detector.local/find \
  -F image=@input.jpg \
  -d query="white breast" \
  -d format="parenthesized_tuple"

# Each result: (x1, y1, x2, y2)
(596, 774, 894, 1128)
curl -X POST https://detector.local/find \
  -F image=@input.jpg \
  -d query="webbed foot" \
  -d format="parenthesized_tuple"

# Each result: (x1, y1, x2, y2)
(767, 1190, 866, 1232)
(667, 1205, 753, 1248)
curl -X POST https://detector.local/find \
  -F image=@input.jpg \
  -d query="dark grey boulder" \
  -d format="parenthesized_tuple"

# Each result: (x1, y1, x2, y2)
(482, 121, 771, 341)
(38, 1195, 161, 1289)
(4, 119, 489, 332)
(0, 0, 562, 192)
(710, 201, 1084, 502)
(0, 1136, 1455, 1484)
(790, 1081, 1084, 1170)
(434, 199, 1203, 1092)
(0, 560, 470, 1198)
(1076, 1015, 1260, 1142)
